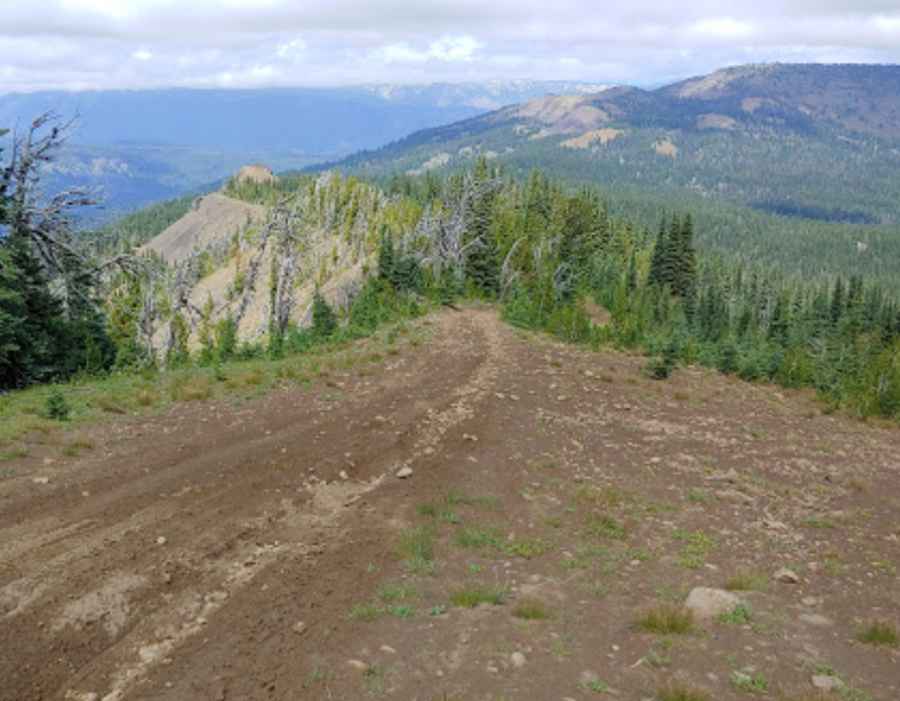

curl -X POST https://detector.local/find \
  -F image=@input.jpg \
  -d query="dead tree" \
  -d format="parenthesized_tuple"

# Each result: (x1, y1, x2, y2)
(2, 113, 144, 306)
(413, 171, 501, 279)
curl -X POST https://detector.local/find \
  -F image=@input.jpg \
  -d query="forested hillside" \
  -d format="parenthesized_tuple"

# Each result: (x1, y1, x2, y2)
(3, 112, 899, 423)
(329, 64, 900, 291)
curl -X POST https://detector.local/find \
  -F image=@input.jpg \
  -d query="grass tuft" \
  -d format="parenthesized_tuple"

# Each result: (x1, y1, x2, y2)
(725, 570, 768, 592)
(170, 373, 213, 402)
(449, 586, 507, 608)
(657, 682, 711, 701)
(856, 621, 898, 647)
(718, 603, 752, 625)
(584, 514, 626, 540)
(637, 604, 694, 635)
(454, 526, 502, 550)
(512, 598, 552, 620)
(506, 538, 551, 559)
(398, 525, 435, 574)
(348, 602, 382, 621)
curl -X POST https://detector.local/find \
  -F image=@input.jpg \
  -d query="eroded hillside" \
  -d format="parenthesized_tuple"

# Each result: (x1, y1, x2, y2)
(124, 169, 418, 356)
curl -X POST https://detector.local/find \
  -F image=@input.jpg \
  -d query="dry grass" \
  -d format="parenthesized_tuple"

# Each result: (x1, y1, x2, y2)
(449, 586, 507, 608)
(512, 599, 552, 620)
(135, 387, 159, 407)
(637, 604, 694, 635)
(170, 374, 213, 402)
(94, 394, 128, 414)
(725, 570, 768, 592)
(657, 682, 711, 701)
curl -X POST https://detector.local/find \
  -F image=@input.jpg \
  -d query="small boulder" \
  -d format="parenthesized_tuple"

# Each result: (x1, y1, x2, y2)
(685, 587, 744, 620)
(395, 466, 413, 479)
(800, 613, 833, 627)
(510, 651, 526, 668)
(773, 567, 800, 584)
(812, 675, 842, 692)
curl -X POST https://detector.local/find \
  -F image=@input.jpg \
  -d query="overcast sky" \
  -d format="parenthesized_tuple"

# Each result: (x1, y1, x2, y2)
(3, 1, 900, 93)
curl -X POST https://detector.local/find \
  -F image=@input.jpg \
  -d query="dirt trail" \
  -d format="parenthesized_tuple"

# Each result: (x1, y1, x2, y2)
(2, 309, 899, 701)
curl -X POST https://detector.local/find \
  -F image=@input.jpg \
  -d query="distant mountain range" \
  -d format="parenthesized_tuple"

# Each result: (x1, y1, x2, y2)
(334, 63, 900, 226)
(0, 81, 608, 219)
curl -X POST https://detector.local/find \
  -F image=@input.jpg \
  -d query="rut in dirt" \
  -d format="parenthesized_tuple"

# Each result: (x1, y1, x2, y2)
(3, 308, 899, 701)
(0, 311, 503, 701)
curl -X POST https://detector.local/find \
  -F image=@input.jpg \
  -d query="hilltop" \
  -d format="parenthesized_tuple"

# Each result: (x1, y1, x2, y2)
(335, 63, 900, 228)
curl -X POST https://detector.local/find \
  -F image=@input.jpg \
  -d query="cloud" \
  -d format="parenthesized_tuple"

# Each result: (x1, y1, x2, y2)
(1, 1, 899, 91)
(689, 18, 756, 41)
(379, 35, 482, 64)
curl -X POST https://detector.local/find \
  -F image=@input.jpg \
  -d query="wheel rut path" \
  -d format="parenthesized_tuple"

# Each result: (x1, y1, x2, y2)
(2, 309, 898, 701)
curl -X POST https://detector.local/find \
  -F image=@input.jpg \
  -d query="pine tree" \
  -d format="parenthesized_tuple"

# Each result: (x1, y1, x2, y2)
(393, 255, 422, 293)
(768, 295, 789, 345)
(377, 226, 396, 284)
(465, 235, 500, 297)
(830, 278, 845, 325)
(215, 316, 238, 361)
(0, 230, 64, 386)
(197, 295, 216, 365)
(167, 311, 191, 366)
(625, 252, 637, 293)
(311, 289, 337, 338)
(648, 217, 668, 287)
(0, 246, 26, 387)
(464, 157, 500, 296)
(717, 339, 739, 375)
(672, 214, 697, 298)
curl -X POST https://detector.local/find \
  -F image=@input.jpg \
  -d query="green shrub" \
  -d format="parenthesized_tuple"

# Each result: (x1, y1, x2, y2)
(311, 289, 338, 338)
(44, 388, 70, 421)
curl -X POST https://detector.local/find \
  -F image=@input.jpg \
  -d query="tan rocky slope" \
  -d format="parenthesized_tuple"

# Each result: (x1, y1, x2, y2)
(141, 193, 266, 265)
(137, 170, 386, 355)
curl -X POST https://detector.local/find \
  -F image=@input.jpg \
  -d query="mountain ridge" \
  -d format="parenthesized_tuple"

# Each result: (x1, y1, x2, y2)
(328, 62, 900, 226)
(0, 80, 616, 219)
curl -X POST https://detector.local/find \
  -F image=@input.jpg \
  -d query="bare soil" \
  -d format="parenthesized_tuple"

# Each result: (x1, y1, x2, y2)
(1, 309, 898, 701)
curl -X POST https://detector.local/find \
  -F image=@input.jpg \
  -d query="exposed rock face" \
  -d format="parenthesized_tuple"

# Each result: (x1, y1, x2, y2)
(140, 172, 382, 355)
(141, 193, 266, 265)
(235, 164, 276, 185)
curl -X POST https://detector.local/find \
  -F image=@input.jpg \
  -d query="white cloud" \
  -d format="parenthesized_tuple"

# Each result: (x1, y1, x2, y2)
(690, 18, 755, 40)
(428, 35, 483, 62)
(379, 35, 483, 64)
(276, 38, 307, 59)
(1, 2, 900, 91)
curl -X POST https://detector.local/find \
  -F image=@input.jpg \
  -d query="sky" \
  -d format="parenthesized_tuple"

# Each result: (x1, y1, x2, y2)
(2, 0, 900, 93)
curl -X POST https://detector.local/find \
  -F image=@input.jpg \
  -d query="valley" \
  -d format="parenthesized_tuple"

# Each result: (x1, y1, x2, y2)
(0, 81, 608, 220)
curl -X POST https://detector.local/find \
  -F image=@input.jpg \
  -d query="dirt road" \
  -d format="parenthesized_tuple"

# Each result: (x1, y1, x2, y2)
(2, 310, 898, 700)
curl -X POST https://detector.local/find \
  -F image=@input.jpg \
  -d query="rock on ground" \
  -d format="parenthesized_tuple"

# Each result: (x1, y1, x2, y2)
(685, 587, 745, 620)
